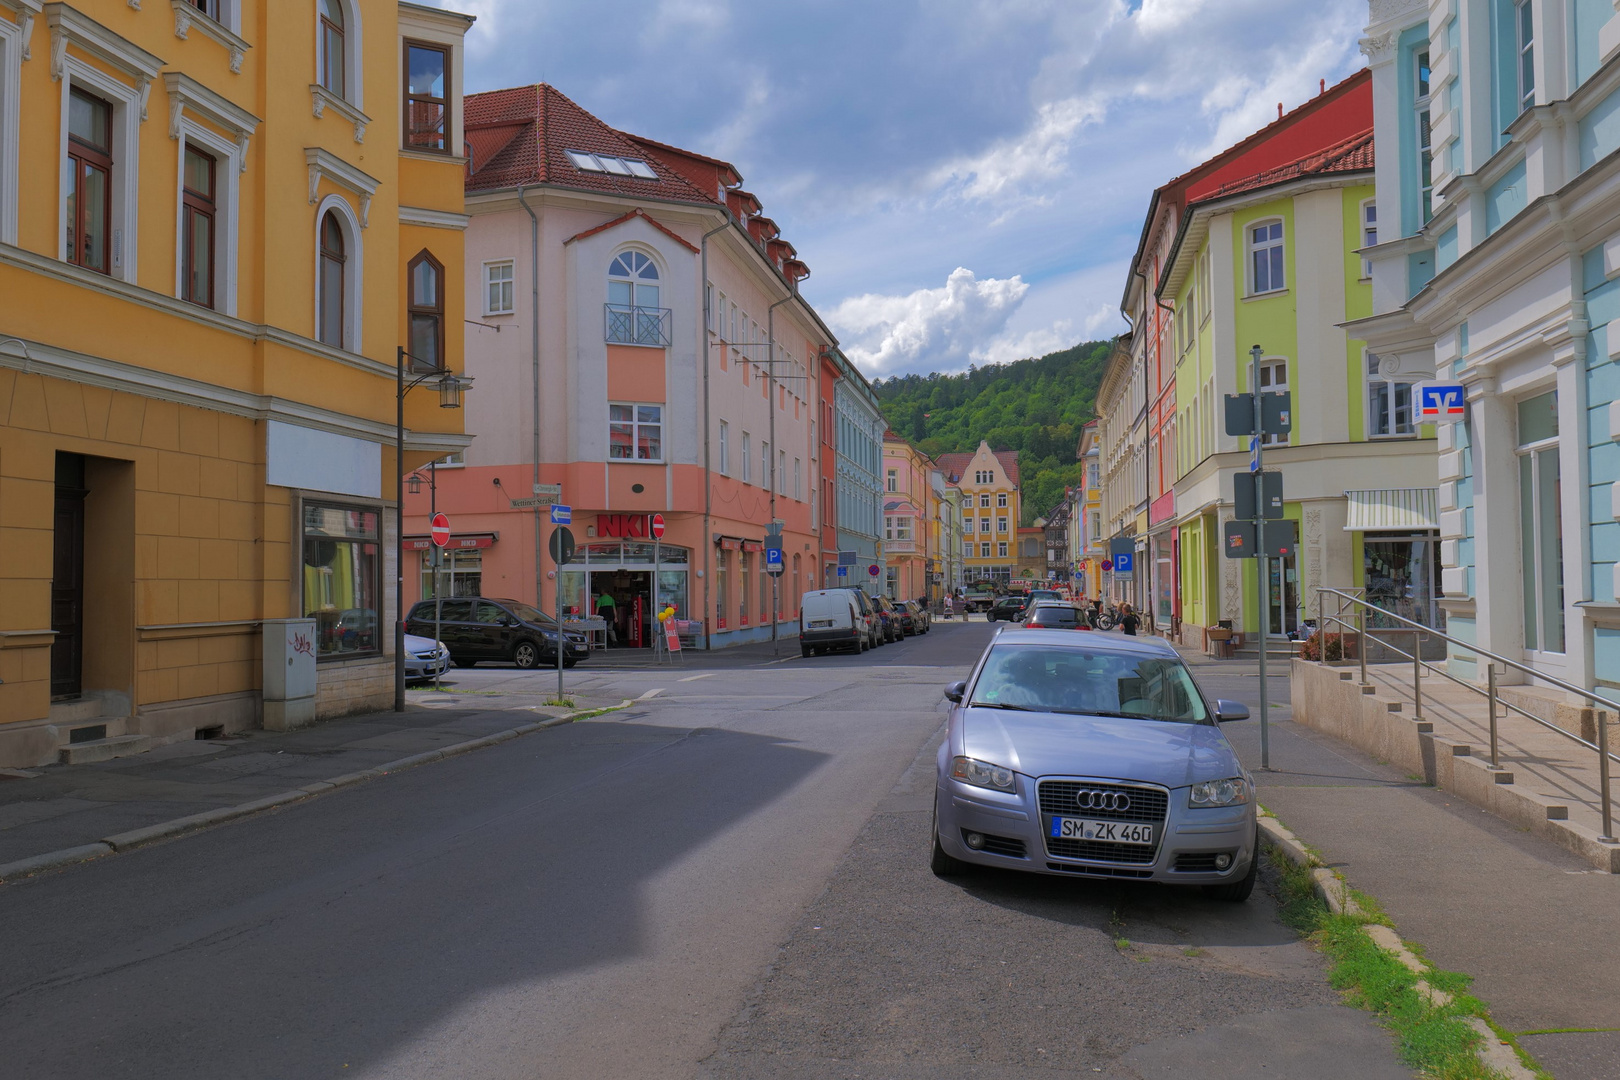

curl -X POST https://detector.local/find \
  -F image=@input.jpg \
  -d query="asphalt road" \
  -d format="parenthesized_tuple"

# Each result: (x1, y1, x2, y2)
(0, 622, 1411, 1079)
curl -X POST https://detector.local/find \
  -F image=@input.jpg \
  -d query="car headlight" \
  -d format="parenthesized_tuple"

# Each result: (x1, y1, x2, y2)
(950, 756, 1016, 792)
(1188, 777, 1250, 808)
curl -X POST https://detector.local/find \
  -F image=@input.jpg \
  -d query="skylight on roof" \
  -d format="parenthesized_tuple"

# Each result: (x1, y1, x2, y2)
(565, 149, 659, 181)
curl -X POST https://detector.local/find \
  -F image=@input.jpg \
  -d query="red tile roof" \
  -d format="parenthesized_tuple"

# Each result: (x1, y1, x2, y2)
(464, 84, 718, 205)
(564, 208, 701, 254)
(1194, 128, 1374, 204)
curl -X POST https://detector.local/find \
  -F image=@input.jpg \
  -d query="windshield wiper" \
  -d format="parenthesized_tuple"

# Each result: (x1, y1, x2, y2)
(968, 701, 1039, 711)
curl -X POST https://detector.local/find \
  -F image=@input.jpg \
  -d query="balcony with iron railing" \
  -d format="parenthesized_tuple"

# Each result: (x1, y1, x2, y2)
(604, 304, 672, 347)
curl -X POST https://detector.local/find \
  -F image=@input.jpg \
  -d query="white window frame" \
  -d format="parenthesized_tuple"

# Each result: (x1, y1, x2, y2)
(0, 2, 31, 247)
(1415, 49, 1432, 220)
(997, 517, 1008, 533)
(979, 518, 991, 533)
(1364, 350, 1415, 439)
(778, 450, 786, 495)
(1359, 198, 1377, 279)
(608, 401, 664, 463)
(52, 13, 162, 284)
(1247, 217, 1285, 296)
(997, 541, 1008, 558)
(1257, 357, 1289, 446)
(963, 539, 973, 558)
(164, 74, 254, 317)
(313, 193, 363, 352)
(997, 492, 1007, 507)
(979, 493, 990, 507)
(1514, 0, 1533, 115)
(742, 432, 751, 484)
(980, 541, 991, 558)
(484, 259, 514, 315)
(793, 457, 801, 500)
(719, 420, 729, 476)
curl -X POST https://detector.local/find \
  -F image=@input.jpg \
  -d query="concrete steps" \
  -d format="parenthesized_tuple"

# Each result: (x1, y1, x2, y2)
(59, 734, 154, 765)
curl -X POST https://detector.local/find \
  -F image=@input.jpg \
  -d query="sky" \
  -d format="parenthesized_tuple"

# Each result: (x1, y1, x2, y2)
(431, 0, 1367, 381)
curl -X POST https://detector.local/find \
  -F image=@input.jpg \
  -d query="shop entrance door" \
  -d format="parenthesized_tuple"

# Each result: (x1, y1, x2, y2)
(597, 570, 653, 648)
(1266, 553, 1299, 638)
(51, 454, 87, 699)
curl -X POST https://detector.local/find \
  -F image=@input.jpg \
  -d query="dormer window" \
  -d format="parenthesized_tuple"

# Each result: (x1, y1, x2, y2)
(566, 150, 658, 179)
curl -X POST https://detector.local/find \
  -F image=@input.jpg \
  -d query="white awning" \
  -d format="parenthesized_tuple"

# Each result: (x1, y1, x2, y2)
(1344, 488, 1438, 531)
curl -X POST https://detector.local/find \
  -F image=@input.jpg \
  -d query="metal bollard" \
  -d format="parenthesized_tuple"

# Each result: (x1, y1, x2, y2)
(1487, 664, 1500, 769)
(1412, 632, 1423, 722)
(1599, 706, 1616, 843)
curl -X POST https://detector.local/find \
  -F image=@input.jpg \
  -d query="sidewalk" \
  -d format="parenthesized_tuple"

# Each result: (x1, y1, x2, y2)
(1186, 655, 1620, 1080)
(0, 688, 624, 878)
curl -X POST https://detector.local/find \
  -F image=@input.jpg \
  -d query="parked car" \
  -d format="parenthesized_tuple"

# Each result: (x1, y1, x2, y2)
(871, 596, 902, 642)
(986, 595, 1030, 623)
(840, 588, 883, 649)
(405, 597, 590, 670)
(403, 633, 451, 680)
(931, 629, 1257, 900)
(1028, 589, 1062, 604)
(1023, 602, 1090, 630)
(800, 589, 867, 656)
(901, 600, 930, 635)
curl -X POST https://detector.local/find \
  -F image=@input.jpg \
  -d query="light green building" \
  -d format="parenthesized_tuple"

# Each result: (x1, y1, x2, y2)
(1160, 131, 1439, 644)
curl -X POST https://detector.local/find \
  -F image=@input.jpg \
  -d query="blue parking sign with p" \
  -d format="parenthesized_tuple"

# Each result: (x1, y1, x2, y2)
(1112, 551, 1133, 575)
(1416, 383, 1467, 420)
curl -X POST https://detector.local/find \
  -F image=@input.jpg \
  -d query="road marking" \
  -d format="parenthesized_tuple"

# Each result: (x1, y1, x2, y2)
(678, 673, 716, 682)
(637, 687, 664, 700)
(757, 655, 800, 666)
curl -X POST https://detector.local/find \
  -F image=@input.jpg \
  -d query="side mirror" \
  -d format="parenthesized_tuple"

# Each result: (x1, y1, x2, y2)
(1216, 700, 1251, 722)
(944, 680, 967, 704)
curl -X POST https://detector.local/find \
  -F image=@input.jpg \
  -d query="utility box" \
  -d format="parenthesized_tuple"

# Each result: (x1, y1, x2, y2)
(263, 618, 318, 731)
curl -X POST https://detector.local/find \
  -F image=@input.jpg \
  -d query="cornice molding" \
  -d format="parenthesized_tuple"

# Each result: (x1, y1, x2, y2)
(304, 147, 379, 227)
(0, 0, 42, 60)
(170, 0, 246, 73)
(398, 205, 470, 231)
(309, 83, 368, 144)
(163, 71, 258, 169)
(45, 3, 163, 120)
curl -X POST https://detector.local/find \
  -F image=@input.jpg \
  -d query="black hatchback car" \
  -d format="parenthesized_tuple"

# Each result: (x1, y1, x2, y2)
(986, 595, 1030, 623)
(406, 597, 590, 669)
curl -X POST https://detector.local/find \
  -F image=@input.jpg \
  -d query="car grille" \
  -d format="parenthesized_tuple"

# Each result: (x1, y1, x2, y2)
(1038, 779, 1169, 865)
(963, 831, 1026, 859)
(1044, 862, 1154, 879)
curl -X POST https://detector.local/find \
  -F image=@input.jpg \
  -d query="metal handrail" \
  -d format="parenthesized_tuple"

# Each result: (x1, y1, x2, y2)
(1314, 587, 1617, 843)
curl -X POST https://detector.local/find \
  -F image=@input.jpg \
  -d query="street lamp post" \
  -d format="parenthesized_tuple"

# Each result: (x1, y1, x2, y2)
(396, 346, 470, 712)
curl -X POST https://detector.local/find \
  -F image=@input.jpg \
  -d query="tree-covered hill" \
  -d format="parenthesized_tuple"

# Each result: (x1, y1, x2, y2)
(873, 339, 1115, 525)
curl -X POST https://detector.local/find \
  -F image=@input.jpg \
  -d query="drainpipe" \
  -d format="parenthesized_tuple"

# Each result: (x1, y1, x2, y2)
(520, 188, 543, 612)
(767, 281, 798, 655)
(700, 218, 731, 651)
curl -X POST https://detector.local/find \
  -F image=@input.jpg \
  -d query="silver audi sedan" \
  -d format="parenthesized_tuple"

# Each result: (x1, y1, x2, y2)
(932, 629, 1258, 901)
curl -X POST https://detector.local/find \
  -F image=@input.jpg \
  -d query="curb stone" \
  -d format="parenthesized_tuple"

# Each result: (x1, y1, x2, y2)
(1258, 812, 1537, 1080)
(0, 703, 624, 885)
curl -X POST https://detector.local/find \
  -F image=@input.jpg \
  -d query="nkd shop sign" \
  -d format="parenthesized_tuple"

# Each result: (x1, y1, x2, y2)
(596, 514, 664, 539)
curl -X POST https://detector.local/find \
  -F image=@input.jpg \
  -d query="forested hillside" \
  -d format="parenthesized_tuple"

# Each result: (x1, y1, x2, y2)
(873, 339, 1115, 524)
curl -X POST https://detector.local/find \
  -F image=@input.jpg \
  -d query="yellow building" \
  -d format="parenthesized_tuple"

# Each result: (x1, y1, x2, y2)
(0, 1, 473, 766)
(935, 440, 1020, 587)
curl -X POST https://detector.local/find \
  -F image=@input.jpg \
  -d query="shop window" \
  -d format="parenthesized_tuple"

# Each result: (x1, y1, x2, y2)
(303, 503, 381, 658)
(609, 403, 663, 461)
(404, 40, 450, 151)
(716, 549, 728, 627)
(1517, 391, 1563, 653)
(739, 552, 750, 624)
(408, 249, 444, 371)
(760, 559, 770, 624)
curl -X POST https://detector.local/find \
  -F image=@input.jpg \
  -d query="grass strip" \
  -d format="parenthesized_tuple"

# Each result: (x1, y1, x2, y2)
(1269, 850, 1549, 1080)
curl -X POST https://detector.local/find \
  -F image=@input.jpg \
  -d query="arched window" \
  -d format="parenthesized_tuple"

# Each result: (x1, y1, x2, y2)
(408, 250, 445, 371)
(318, 0, 345, 96)
(606, 250, 666, 345)
(318, 210, 346, 347)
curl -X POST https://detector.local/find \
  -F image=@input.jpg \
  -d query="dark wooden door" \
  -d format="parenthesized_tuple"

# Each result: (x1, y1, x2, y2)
(51, 463, 87, 699)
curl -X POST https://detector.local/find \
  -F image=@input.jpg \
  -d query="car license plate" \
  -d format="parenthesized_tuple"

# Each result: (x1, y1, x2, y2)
(1050, 817, 1154, 845)
(808, 619, 833, 628)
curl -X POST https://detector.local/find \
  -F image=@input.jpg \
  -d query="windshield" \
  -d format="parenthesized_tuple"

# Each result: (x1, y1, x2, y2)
(968, 644, 1209, 724)
(1028, 606, 1080, 625)
(505, 603, 557, 628)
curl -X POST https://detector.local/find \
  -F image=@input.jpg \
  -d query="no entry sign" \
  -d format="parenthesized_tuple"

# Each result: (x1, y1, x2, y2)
(429, 513, 450, 548)
(650, 513, 666, 539)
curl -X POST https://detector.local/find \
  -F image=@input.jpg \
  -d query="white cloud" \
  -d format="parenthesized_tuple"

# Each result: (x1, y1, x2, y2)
(929, 95, 1105, 206)
(828, 268, 1030, 377)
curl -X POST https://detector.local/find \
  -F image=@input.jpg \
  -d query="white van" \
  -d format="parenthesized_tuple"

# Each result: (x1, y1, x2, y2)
(799, 589, 865, 656)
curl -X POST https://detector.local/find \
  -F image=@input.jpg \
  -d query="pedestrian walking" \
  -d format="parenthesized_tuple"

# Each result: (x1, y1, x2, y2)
(1120, 604, 1140, 636)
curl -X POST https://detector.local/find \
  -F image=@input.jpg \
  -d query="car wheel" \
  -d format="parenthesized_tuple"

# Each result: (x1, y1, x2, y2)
(512, 640, 541, 669)
(801, 645, 813, 658)
(453, 657, 476, 669)
(1205, 827, 1261, 902)
(929, 799, 972, 877)
(563, 658, 578, 669)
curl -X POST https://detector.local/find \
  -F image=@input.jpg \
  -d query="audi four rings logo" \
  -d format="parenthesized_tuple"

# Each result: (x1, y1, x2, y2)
(1074, 789, 1130, 811)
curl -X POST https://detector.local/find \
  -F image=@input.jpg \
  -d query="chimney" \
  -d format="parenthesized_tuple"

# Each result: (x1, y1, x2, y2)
(1277, 102, 1284, 119)
(1320, 78, 1326, 95)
